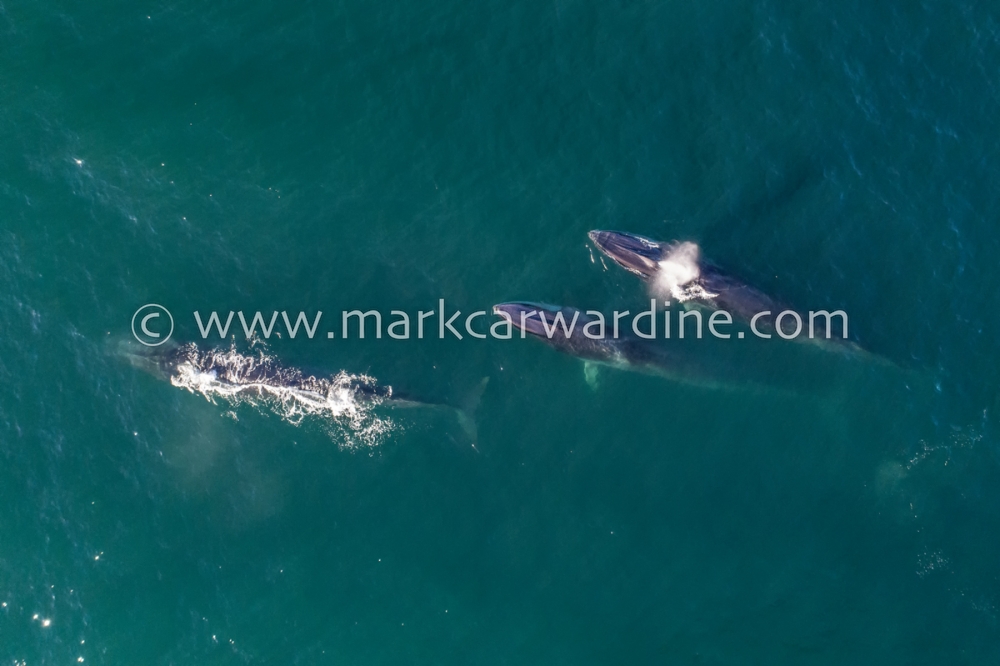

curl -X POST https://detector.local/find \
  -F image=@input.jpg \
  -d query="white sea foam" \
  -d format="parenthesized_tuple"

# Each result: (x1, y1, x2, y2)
(905, 426, 982, 470)
(168, 345, 394, 450)
(651, 242, 717, 302)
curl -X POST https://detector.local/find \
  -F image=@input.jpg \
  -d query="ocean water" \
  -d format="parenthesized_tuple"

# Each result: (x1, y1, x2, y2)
(2, 0, 1000, 663)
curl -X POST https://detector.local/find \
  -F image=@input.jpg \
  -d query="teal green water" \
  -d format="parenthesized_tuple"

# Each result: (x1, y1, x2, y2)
(3, 0, 1000, 662)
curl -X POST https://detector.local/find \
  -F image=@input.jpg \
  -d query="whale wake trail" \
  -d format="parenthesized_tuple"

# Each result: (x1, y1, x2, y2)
(167, 343, 395, 449)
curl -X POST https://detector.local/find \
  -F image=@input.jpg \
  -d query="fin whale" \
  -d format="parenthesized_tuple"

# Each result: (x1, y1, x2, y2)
(588, 230, 870, 358)
(492, 302, 804, 392)
(119, 341, 486, 448)
(588, 230, 799, 336)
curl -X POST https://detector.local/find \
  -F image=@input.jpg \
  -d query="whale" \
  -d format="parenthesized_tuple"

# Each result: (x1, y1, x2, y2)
(120, 340, 396, 402)
(119, 340, 487, 448)
(491, 301, 804, 392)
(587, 230, 868, 356)
(588, 230, 805, 336)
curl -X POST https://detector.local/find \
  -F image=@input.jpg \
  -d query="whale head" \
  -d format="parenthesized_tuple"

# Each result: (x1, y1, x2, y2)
(588, 230, 667, 279)
(115, 338, 186, 380)
(492, 302, 593, 342)
(590, 230, 707, 300)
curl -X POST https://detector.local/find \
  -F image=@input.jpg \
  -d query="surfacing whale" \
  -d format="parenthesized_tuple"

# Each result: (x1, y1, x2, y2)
(492, 301, 812, 393)
(119, 341, 487, 449)
(588, 230, 801, 335)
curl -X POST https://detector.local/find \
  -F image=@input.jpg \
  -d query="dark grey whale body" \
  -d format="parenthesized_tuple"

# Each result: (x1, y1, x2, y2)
(492, 302, 806, 392)
(588, 230, 860, 350)
(588, 230, 800, 337)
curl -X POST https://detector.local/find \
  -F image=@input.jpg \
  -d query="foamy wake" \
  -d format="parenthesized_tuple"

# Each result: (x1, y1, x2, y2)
(168, 344, 394, 450)
(651, 242, 718, 303)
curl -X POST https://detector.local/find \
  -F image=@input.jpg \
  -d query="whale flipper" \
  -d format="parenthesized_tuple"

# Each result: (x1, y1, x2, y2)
(455, 377, 490, 452)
